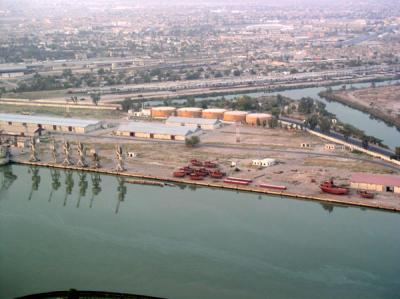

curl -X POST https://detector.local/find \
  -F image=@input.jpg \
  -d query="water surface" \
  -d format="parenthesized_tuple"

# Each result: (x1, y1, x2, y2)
(1, 165, 400, 299)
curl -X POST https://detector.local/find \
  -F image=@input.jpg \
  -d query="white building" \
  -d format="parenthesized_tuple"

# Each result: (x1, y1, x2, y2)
(166, 116, 221, 130)
(116, 121, 200, 141)
(252, 158, 276, 167)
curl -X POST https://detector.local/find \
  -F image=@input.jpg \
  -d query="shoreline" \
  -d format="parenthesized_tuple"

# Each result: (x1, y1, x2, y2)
(10, 159, 400, 213)
(319, 91, 400, 131)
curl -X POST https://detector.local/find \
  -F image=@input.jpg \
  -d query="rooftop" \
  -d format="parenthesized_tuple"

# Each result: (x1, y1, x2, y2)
(118, 121, 198, 136)
(351, 173, 400, 186)
(166, 116, 220, 125)
(0, 113, 100, 128)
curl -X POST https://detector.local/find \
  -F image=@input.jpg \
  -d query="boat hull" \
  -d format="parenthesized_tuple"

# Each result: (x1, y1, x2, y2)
(320, 186, 349, 195)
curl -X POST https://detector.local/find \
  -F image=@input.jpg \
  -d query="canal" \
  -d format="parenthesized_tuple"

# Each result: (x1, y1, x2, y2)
(1, 165, 400, 299)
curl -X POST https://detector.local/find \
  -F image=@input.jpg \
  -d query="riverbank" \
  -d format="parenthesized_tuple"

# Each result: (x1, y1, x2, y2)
(319, 89, 400, 131)
(11, 159, 400, 213)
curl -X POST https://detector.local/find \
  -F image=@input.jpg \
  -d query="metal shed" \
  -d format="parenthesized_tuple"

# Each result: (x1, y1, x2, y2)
(116, 122, 199, 141)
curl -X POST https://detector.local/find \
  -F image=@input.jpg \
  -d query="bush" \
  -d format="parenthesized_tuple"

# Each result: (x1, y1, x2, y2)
(185, 136, 200, 147)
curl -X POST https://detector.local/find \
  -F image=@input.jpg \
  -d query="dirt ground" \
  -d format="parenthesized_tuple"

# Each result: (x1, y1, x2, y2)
(334, 85, 400, 125)
(10, 123, 400, 211)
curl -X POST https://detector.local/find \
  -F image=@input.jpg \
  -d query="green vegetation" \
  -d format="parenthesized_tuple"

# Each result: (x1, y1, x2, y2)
(185, 136, 200, 147)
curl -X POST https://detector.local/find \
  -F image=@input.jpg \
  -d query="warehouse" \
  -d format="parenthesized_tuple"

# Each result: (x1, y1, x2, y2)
(0, 113, 101, 136)
(116, 122, 200, 141)
(165, 116, 221, 130)
(350, 173, 400, 193)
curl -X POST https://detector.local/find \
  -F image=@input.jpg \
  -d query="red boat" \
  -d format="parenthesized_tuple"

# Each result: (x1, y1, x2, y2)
(190, 174, 204, 180)
(191, 159, 203, 166)
(357, 190, 375, 199)
(226, 177, 253, 183)
(320, 180, 349, 195)
(224, 178, 250, 185)
(173, 171, 186, 178)
(210, 170, 225, 179)
(204, 161, 217, 168)
(259, 183, 286, 190)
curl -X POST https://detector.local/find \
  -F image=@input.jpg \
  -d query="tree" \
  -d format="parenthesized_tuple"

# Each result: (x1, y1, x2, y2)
(271, 107, 281, 118)
(185, 136, 200, 147)
(395, 147, 400, 158)
(62, 69, 72, 78)
(121, 98, 133, 112)
(318, 117, 331, 133)
(276, 94, 284, 107)
(342, 125, 352, 141)
(69, 96, 78, 104)
(305, 114, 319, 130)
(186, 97, 196, 107)
(298, 97, 314, 114)
(268, 117, 278, 128)
(90, 93, 101, 106)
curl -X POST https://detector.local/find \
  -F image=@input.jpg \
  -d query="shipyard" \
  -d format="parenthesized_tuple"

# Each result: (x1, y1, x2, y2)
(1, 99, 399, 212)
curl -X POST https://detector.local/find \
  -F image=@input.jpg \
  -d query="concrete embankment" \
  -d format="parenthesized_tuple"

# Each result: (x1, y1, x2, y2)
(11, 160, 400, 213)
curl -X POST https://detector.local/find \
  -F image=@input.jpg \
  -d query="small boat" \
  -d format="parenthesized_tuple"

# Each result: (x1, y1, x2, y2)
(190, 174, 204, 180)
(259, 183, 286, 190)
(320, 180, 349, 195)
(173, 171, 186, 178)
(190, 159, 203, 166)
(224, 178, 250, 185)
(204, 161, 217, 168)
(210, 170, 225, 179)
(357, 190, 375, 199)
(226, 177, 253, 183)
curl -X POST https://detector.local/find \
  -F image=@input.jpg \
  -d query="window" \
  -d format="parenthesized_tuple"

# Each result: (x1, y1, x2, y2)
(386, 186, 394, 193)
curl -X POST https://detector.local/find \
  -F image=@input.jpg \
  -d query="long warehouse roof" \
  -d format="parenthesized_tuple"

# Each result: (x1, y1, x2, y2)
(166, 116, 219, 125)
(0, 113, 100, 127)
(118, 122, 198, 136)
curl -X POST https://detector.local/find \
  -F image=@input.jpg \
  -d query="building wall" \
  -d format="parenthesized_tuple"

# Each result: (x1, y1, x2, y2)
(116, 130, 186, 141)
(166, 121, 217, 130)
(0, 120, 99, 135)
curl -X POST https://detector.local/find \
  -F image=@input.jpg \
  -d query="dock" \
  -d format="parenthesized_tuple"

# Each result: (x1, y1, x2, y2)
(9, 159, 400, 213)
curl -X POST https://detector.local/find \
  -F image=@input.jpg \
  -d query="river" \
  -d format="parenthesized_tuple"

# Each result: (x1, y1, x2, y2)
(1, 165, 400, 299)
